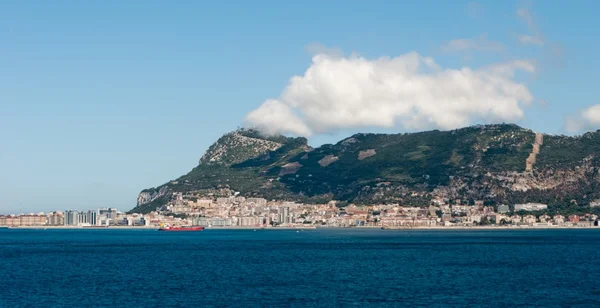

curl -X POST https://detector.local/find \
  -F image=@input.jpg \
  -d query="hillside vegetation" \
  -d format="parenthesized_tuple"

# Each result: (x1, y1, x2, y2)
(130, 124, 600, 214)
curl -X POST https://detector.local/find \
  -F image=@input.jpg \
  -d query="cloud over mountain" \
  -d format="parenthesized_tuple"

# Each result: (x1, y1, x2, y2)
(565, 105, 600, 133)
(245, 51, 535, 137)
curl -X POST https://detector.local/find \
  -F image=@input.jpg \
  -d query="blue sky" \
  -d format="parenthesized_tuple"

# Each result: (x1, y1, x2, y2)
(1, 0, 599, 213)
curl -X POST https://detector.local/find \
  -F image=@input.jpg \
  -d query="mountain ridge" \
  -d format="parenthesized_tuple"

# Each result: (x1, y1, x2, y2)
(129, 124, 600, 214)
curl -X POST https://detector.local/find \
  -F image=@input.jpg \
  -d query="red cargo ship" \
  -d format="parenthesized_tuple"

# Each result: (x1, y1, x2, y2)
(158, 226, 204, 232)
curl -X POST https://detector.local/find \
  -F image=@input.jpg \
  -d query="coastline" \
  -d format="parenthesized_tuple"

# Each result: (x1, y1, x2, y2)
(378, 225, 600, 230)
(3, 226, 157, 230)
(3, 225, 599, 230)
(2, 225, 317, 230)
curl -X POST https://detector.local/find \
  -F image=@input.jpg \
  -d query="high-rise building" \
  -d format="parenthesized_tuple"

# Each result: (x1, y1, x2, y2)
(78, 211, 88, 225)
(65, 210, 80, 226)
(277, 207, 292, 224)
(87, 210, 98, 225)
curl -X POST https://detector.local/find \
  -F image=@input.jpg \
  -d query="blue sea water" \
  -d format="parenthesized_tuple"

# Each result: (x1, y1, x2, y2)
(1, 228, 600, 307)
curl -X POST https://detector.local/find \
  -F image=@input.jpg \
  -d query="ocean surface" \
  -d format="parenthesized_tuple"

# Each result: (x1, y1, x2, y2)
(1, 228, 600, 307)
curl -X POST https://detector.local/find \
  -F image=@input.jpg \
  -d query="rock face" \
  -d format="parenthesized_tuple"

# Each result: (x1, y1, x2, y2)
(137, 186, 169, 205)
(130, 124, 600, 214)
(199, 129, 285, 166)
(358, 149, 376, 160)
(318, 155, 339, 167)
(132, 186, 171, 213)
(279, 162, 302, 176)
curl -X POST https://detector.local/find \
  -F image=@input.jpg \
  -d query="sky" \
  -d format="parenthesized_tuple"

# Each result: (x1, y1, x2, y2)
(1, 0, 599, 213)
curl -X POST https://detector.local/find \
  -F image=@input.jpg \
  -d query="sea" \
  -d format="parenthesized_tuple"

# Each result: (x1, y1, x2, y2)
(1, 228, 599, 307)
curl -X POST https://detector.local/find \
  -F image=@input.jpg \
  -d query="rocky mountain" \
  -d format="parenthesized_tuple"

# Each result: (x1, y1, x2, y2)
(130, 124, 600, 214)
(199, 129, 289, 166)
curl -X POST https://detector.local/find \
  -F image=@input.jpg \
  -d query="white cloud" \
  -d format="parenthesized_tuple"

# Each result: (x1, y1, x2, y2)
(582, 105, 600, 125)
(245, 99, 311, 136)
(516, 7, 544, 46)
(485, 59, 535, 75)
(441, 34, 504, 53)
(245, 51, 536, 136)
(564, 105, 600, 133)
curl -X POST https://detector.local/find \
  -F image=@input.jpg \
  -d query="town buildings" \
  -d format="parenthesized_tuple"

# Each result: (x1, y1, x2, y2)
(1, 195, 600, 228)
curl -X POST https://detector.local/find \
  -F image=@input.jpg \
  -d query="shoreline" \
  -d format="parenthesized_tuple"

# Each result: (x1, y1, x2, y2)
(2, 226, 317, 230)
(3, 225, 599, 230)
(378, 225, 600, 230)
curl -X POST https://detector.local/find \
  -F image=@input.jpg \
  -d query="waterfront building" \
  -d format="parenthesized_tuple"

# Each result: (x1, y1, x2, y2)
(568, 215, 580, 223)
(0, 214, 46, 226)
(192, 217, 210, 227)
(64, 210, 80, 226)
(98, 208, 117, 219)
(6, 216, 20, 226)
(47, 212, 65, 226)
(211, 217, 233, 227)
(539, 214, 552, 222)
(466, 214, 483, 224)
(87, 210, 98, 226)
(62, 209, 100, 226)
(193, 217, 234, 227)
(78, 211, 89, 225)
(237, 216, 263, 226)
(488, 214, 509, 224)
(16, 215, 47, 226)
(553, 215, 565, 224)
(277, 207, 292, 224)
(510, 215, 522, 224)
(575, 221, 593, 227)
(523, 215, 537, 225)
